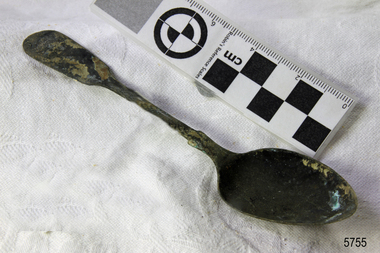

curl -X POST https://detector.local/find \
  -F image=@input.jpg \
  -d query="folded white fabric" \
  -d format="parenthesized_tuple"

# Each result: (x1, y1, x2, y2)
(0, 0, 379, 252)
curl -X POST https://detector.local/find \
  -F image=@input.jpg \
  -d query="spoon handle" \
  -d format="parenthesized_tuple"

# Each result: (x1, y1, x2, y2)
(23, 30, 230, 164)
(106, 75, 227, 161)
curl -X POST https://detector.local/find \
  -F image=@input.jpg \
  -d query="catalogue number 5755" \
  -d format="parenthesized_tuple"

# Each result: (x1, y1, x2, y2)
(344, 237, 367, 247)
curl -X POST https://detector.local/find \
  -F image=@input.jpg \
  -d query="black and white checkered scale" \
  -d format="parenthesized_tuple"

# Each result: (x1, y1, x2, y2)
(203, 51, 331, 152)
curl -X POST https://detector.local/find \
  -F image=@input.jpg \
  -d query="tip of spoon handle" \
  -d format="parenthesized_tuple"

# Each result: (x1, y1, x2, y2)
(23, 30, 112, 86)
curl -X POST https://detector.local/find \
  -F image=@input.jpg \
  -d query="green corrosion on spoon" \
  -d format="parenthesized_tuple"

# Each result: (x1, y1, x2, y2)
(23, 30, 357, 225)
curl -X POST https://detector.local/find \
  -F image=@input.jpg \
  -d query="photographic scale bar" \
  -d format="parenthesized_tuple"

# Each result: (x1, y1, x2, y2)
(91, 0, 357, 157)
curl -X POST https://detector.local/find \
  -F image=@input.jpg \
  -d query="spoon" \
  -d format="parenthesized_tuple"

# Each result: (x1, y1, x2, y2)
(23, 30, 357, 225)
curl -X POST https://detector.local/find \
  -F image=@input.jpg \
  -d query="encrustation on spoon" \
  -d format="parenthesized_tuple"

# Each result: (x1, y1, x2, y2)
(23, 30, 357, 225)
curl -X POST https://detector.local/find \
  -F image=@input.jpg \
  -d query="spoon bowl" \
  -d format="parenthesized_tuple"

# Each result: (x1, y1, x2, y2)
(218, 149, 356, 224)
(23, 30, 357, 225)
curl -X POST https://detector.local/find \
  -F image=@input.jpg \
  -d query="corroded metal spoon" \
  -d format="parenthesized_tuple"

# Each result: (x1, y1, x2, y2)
(23, 30, 357, 225)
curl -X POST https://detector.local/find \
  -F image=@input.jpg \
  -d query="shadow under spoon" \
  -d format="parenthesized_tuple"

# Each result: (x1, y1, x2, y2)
(23, 30, 357, 225)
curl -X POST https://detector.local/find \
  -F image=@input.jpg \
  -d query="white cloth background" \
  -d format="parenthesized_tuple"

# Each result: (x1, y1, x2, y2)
(1, 0, 379, 252)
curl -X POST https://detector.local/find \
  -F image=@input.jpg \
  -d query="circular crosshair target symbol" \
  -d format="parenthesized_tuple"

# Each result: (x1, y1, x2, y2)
(154, 8, 207, 59)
